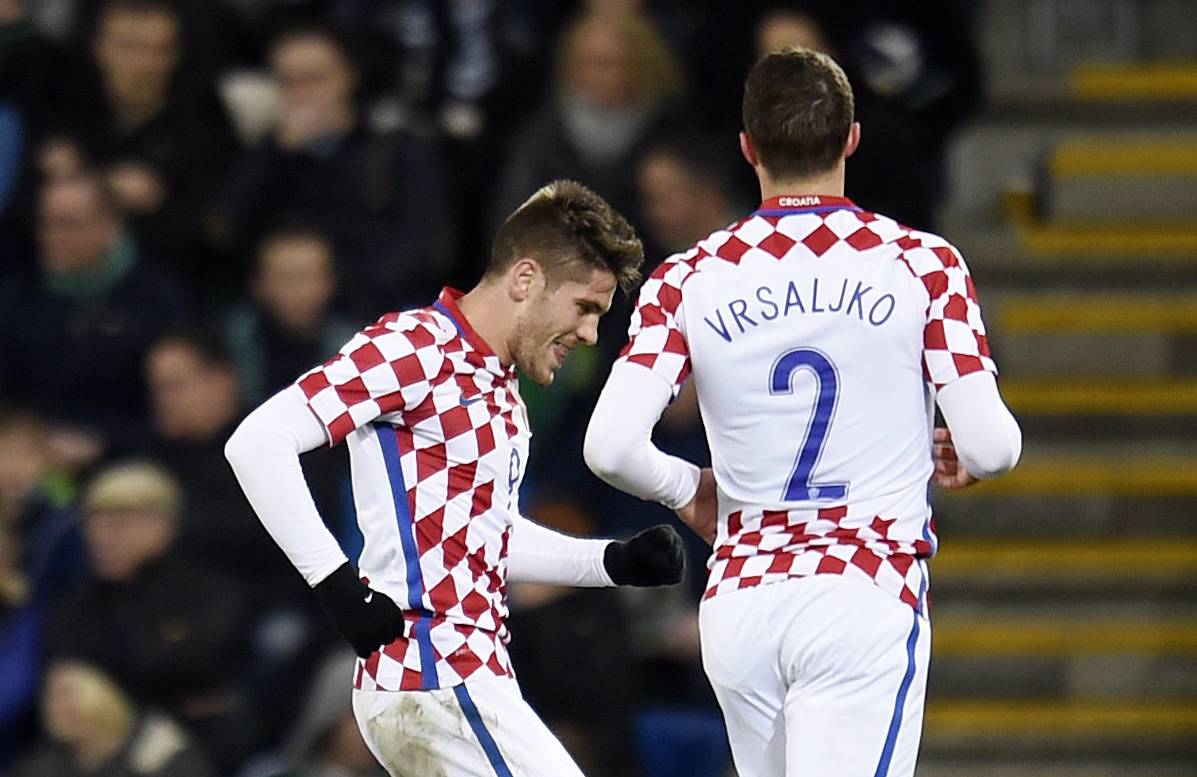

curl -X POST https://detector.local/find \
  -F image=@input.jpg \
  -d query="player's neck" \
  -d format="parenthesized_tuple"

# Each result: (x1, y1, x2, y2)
(757, 166, 846, 202)
(456, 283, 515, 364)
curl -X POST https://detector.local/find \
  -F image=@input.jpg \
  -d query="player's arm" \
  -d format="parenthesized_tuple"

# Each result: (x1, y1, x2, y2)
(224, 386, 406, 657)
(918, 243, 1021, 487)
(584, 256, 714, 541)
(509, 514, 683, 587)
(584, 362, 711, 540)
(224, 324, 436, 657)
(934, 372, 1022, 487)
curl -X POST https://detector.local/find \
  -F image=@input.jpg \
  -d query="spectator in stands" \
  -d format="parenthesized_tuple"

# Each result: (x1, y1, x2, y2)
(0, 173, 187, 468)
(145, 331, 302, 607)
(0, 0, 88, 271)
(58, 0, 237, 290)
(748, 3, 982, 229)
(145, 331, 343, 750)
(0, 406, 85, 771)
(211, 20, 454, 316)
(635, 132, 751, 261)
(13, 660, 215, 777)
(491, 7, 685, 236)
(225, 229, 357, 406)
(45, 461, 251, 772)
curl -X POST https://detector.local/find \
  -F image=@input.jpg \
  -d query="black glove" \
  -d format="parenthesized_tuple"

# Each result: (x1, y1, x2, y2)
(313, 562, 407, 658)
(603, 525, 685, 586)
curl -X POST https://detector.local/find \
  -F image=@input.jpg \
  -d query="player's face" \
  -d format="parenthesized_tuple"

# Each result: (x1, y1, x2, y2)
(512, 266, 617, 385)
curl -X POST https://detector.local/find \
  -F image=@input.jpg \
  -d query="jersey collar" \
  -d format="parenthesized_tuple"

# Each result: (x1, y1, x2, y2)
(754, 195, 860, 217)
(433, 287, 515, 376)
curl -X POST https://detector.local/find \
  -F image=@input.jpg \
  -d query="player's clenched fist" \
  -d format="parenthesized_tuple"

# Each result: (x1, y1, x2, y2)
(603, 525, 685, 586)
(313, 562, 407, 657)
(932, 427, 979, 490)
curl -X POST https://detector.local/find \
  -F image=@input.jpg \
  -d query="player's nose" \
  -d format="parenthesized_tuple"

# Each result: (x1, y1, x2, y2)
(577, 316, 599, 346)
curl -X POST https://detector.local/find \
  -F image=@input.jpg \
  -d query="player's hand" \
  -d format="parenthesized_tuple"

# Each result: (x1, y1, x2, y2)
(676, 468, 718, 544)
(604, 525, 685, 586)
(313, 562, 407, 658)
(932, 427, 979, 490)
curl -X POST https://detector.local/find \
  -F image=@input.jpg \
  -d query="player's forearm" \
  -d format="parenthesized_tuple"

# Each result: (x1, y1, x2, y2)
(224, 386, 348, 586)
(507, 515, 614, 587)
(936, 372, 1022, 479)
(584, 362, 702, 509)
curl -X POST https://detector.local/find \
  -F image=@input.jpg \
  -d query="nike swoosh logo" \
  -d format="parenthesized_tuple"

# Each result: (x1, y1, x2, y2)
(364, 592, 373, 603)
(459, 396, 485, 407)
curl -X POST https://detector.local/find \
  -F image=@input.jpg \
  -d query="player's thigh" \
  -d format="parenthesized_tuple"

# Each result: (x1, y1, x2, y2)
(353, 677, 584, 777)
(457, 674, 586, 777)
(782, 580, 932, 777)
(699, 586, 789, 777)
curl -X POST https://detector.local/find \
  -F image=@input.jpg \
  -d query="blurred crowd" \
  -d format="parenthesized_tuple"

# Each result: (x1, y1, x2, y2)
(0, 1, 982, 775)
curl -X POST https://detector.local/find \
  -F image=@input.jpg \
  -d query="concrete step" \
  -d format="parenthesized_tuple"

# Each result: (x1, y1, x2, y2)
(994, 332, 1173, 379)
(918, 762, 1196, 777)
(931, 540, 1197, 594)
(946, 225, 1197, 285)
(917, 758, 1197, 777)
(921, 700, 1197, 757)
(933, 615, 1197, 658)
(997, 293, 1197, 334)
(1001, 378, 1197, 414)
(934, 492, 1196, 539)
(1017, 222, 1197, 258)
(930, 653, 1197, 702)
(1072, 61, 1197, 102)
(1046, 138, 1197, 223)
(953, 450, 1197, 497)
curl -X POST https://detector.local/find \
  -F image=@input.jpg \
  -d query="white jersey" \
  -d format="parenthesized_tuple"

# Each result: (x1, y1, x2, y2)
(297, 288, 530, 691)
(620, 195, 996, 612)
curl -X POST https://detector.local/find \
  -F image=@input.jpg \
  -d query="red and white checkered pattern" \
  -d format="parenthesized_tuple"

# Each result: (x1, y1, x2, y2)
(621, 196, 997, 612)
(704, 505, 932, 613)
(297, 288, 529, 691)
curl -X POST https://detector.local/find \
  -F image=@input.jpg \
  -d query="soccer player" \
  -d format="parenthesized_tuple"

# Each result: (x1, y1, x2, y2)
(584, 49, 1022, 777)
(225, 180, 685, 776)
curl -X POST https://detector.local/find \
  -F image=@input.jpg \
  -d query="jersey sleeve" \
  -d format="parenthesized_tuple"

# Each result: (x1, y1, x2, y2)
(908, 243, 997, 390)
(617, 257, 693, 394)
(295, 319, 444, 445)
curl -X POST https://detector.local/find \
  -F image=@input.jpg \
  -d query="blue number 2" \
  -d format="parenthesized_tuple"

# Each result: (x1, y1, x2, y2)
(769, 348, 849, 502)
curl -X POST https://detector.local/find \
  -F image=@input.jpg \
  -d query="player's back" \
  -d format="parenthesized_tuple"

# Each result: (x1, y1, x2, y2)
(625, 196, 995, 608)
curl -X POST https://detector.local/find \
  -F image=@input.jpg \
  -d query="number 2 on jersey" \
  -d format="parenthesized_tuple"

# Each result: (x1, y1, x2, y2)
(769, 348, 849, 502)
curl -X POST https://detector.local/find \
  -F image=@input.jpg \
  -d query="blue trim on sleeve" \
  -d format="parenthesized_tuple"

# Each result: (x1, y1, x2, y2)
(453, 684, 515, 777)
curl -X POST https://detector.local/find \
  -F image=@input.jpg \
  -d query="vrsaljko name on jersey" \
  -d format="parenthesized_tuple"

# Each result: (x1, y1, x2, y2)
(703, 274, 898, 344)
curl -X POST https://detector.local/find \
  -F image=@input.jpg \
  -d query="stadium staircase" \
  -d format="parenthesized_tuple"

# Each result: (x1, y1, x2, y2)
(917, 2, 1197, 775)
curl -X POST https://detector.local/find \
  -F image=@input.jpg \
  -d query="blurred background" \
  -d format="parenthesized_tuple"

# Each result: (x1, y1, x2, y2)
(0, 1, 1194, 776)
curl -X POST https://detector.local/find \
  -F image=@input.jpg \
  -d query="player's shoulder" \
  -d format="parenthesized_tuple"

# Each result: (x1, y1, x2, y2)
(644, 216, 755, 286)
(342, 305, 456, 360)
(855, 209, 970, 280)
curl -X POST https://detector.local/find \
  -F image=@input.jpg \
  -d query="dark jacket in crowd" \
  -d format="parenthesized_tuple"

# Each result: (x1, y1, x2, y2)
(148, 420, 315, 617)
(214, 125, 454, 316)
(0, 244, 188, 455)
(45, 553, 246, 715)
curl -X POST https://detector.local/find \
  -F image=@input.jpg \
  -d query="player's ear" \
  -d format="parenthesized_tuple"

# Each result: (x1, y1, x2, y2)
(739, 132, 759, 167)
(508, 257, 542, 302)
(843, 122, 861, 160)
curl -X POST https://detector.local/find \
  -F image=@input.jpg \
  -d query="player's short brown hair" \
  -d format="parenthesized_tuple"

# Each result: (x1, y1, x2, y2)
(742, 47, 855, 181)
(488, 180, 644, 293)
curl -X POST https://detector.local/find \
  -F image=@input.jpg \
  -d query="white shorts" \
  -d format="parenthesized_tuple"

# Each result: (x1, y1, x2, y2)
(699, 575, 931, 777)
(352, 673, 584, 777)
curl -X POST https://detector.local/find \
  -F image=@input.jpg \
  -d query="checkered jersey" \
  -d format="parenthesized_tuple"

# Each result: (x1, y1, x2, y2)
(297, 288, 529, 691)
(621, 196, 997, 613)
